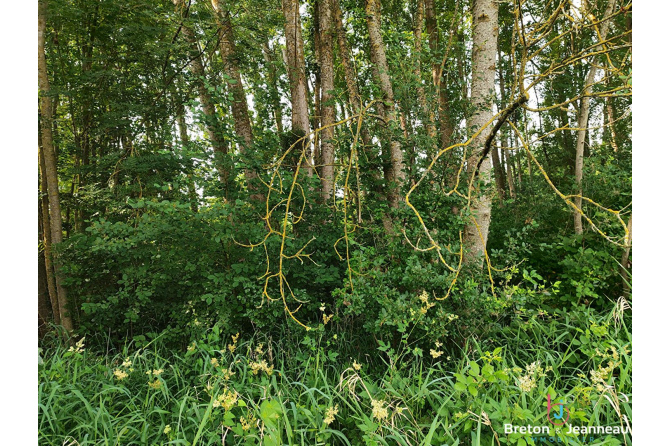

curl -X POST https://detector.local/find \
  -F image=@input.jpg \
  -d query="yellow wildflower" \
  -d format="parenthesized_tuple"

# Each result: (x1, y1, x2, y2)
(323, 313, 334, 325)
(163, 425, 171, 435)
(122, 357, 132, 368)
(113, 369, 128, 380)
(240, 415, 256, 431)
(324, 405, 338, 425)
(430, 349, 443, 359)
(371, 399, 388, 421)
(353, 360, 362, 371)
(213, 388, 238, 410)
(68, 337, 86, 353)
(211, 357, 219, 367)
(148, 379, 162, 390)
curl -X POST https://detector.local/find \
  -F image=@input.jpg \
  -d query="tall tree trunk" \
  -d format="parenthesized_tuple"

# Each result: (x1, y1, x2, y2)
(365, 0, 405, 208)
(39, 143, 61, 327)
(620, 214, 632, 293)
(412, 0, 435, 141)
(38, 201, 54, 337)
(491, 145, 505, 202)
(317, 0, 336, 201)
(573, 0, 616, 235)
(502, 145, 516, 198)
(262, 42, 284, 135)
(462, 0, 498, 269)
(333, 0, 374, 153)
(39, 0, 73, 332)
(211, 0, 261, 197)
(173, 0, 228, 185)
(176, 106, 200, 213)
(281, 0, 314, 174)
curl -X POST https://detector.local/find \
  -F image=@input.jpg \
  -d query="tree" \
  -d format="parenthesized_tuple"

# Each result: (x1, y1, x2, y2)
(211, 0, 260, 194)
(317, 0, 336, 201)
(281, 0, 313, 174)
(173, 0, 229, 185)
(462, 0, 498, 268)
(39, 0, 73, 332)
(364, 0, 404, 208)
(573, 0, 617, 234)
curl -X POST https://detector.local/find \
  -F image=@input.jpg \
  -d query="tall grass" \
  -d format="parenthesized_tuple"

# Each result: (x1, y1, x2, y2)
(39, 304, 631, 445)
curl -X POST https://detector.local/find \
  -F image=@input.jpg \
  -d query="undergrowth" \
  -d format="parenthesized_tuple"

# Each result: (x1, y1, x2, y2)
(39, 302, 631, 445)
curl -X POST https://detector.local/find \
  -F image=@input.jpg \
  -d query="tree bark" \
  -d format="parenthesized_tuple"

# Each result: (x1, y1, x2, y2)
(365, 0, 405, 208)
(573, 0, 616, 235)
(211, 0, 261, 196)
(39, 0, 73, 332)
(281, 0, 314, 174)
(412, 0, 435, 141)
(620, 214, 632, 293)
(176, 106, 199, 213)
(39, 143, 61, 327)
(261, 42, 284, 135)
(173, 0, 229, 185)
(502, 144, 516, 198)
(317, 0, 336, 201)
(462, 0, 498, 269)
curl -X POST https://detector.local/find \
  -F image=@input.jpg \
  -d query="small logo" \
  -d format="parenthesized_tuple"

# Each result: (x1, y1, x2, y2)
(547, 394, 570, 426)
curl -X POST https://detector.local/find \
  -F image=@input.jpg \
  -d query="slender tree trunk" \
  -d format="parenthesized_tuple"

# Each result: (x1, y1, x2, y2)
(573, 0, 616, 235)
(173, 0, 228, 185)
(176, 107, 199, 213)
(262, 42, 284, 135)
(491, 145, 505, 202)
(211, 0, 261, 197)
(365, 0, 405, 208)
(39, 0, 73, 332)
(425, 0, 455, 153)
(333, 0, 374, 154)
(412, 0, 435, 141)
(620, 214, 632, 293)
(281, 0, 314, 174)
(39, 143, 61, 326)
(502, 145, 516, 198)
(462, 0, 498, 269)
(317, 0, 336, 201)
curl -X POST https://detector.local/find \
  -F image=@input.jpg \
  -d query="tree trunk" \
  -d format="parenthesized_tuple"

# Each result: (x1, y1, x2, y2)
(412, 0, 435, 141)
(173, 0, 228, 185)
(39, 143, 61, 327)
(502, 145, 516, 198)
(281, 0, 314, 174)
(462, 0, 498, 269)
(38, 202, 54, 337)
(620, 214, 632, 293)
(211, 0, 261, 196)
(365, 0, 405, 208)
(573, 0, 616, 235)
(317, 0, 336, 201)
(491, 145, 505, 202)
(261, 42, 284, 135)
(176, 107, 199, 213)
(39, 0, 73, 332)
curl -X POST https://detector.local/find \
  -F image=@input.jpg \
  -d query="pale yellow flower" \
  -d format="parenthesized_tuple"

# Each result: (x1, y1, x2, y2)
(163, 425, 171, 435)
(122, 357, 132, 368)
(113, 369, 128, 380)
(371, 399, 388, 421)
(212, 388, 238, 410)
(324, 405, 338, 425)
(430, 349, 443, 359)
(148, 379, 162, 389)
(353, 360, 362, 371)
(211, 357, 220, 367)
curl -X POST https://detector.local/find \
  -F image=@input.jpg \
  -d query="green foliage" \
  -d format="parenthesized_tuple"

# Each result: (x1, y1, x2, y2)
(39, 304, 631, 445)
